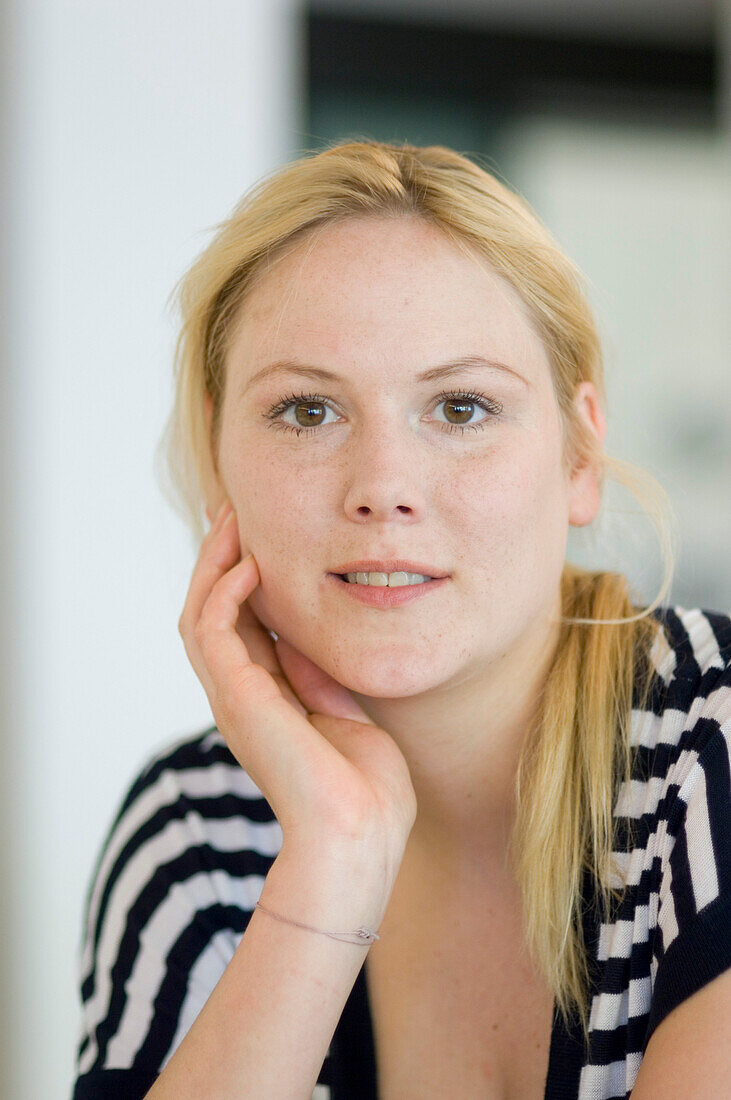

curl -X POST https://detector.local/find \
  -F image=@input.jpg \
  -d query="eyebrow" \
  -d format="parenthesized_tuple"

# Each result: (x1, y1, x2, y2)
(239, 355, 529, 397)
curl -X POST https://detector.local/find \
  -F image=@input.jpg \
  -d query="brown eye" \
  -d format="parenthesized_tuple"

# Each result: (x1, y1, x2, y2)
(293, 400, 327, 428)
(264, 388, 502, 438)
(443, 398, 478, 425)
(264, 391, 338, 435)
(432, 390, 503, 433)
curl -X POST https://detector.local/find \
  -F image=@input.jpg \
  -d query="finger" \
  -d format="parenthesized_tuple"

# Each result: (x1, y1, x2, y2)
(234, 599, 281, 673)
(179, 508, 243, 697)
(196, 553, 266, 700)
(231, 602, 311, 717)
(270, 673, 309, 717)
(186, 512, 311, 722)
(274, 636, 375, 724)
(196, 556, 331, 786)
(181, 508, 241, 639)
(206, 498, 233, 534)
(205, 501, 226, 525)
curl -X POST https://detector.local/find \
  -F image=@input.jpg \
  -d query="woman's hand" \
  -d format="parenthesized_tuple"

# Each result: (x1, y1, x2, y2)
(178, 501, 417, 851)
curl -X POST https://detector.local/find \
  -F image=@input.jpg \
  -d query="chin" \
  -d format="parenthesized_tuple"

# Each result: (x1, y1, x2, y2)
(325, 649, 453, 699)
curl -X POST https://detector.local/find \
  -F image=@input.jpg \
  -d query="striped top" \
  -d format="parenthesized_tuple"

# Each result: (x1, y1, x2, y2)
(72, 606, 731, 1099)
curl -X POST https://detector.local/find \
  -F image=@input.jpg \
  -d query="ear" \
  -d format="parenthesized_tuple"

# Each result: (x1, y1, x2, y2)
(567, 381, 607, 528)
(203, 391, 227, 525)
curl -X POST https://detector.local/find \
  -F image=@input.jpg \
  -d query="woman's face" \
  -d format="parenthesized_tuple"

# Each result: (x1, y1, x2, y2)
(210, 215, 604, 698)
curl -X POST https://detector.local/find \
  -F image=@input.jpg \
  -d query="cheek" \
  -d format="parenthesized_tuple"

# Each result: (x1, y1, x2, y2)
(224, 443, 312, 545)
(456, 441, 570, 573)
(227, 460, 336, 625)
(243, 549, 307, 641)
(463, 439, 567, 516)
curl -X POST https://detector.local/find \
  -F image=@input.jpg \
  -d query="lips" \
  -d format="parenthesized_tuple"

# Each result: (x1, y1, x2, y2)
(326, 571, 448, 606)
(330, 560, 449, 579)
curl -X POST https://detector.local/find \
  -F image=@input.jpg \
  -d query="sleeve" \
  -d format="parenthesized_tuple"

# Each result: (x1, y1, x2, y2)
(645, 658, 731, 1048)
(70, 738, 278, 1099)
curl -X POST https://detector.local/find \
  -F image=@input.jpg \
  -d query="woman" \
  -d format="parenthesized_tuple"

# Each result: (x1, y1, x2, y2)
(72, 141, 731, 1099)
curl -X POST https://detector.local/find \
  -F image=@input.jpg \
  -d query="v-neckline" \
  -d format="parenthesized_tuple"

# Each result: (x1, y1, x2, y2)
(329, 865, 600, 1099)
(331, 967, 583, 1099)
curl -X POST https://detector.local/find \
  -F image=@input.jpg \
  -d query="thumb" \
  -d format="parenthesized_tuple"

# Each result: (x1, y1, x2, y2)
(274, 635, 375, 725)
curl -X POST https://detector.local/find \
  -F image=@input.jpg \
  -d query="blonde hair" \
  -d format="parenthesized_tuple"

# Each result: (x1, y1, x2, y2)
(156, 140, 676, 1051)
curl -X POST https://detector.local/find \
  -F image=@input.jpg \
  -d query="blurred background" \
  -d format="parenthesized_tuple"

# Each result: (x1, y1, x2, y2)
(1, 0, 728, 1095)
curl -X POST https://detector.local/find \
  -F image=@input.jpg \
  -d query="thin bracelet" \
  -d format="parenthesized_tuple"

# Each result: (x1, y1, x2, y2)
(254, 901, 380, 945)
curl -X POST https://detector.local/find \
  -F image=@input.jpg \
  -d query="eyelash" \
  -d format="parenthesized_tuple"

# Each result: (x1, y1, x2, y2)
(263, 389, 504, 437)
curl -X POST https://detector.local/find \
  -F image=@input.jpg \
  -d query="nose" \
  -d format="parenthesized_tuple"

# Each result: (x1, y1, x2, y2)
(341, 422, 428, 524)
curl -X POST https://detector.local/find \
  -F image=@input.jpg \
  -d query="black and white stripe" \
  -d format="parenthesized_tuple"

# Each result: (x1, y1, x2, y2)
(578, 607, 731, 1098)
(72, 606, 731, 1100)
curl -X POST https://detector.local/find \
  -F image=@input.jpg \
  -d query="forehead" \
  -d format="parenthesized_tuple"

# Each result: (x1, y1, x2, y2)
(228, 215, 550, 382)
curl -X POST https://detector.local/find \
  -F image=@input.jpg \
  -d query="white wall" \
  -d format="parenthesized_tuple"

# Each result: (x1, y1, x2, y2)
(0, 2, 303, 1096)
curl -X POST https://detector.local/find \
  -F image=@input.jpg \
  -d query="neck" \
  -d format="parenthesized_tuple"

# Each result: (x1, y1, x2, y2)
(351, 592, 562, 873)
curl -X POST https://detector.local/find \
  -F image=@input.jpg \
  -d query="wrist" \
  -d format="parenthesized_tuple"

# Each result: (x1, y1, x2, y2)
(268, 837, 400, 936)
(280, 826, 405, 889)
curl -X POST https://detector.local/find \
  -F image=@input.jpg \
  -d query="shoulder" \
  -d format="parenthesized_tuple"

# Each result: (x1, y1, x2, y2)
(110, 724, 279, 830)
(586, 607, 731, 1096)
(624, 605, 730, 844)
(88, 725, 282, 890)
(74, 727, 285, 1086)
(622, 614, 731, 1097)
(636, 609, 730, 1029)
(646, 605, 731, 697)
(79, 725, 283, 968)
(631, 606, 730, 766)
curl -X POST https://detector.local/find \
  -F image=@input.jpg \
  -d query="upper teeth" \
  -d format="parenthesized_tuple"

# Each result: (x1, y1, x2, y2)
(345, 571, 432, 586)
